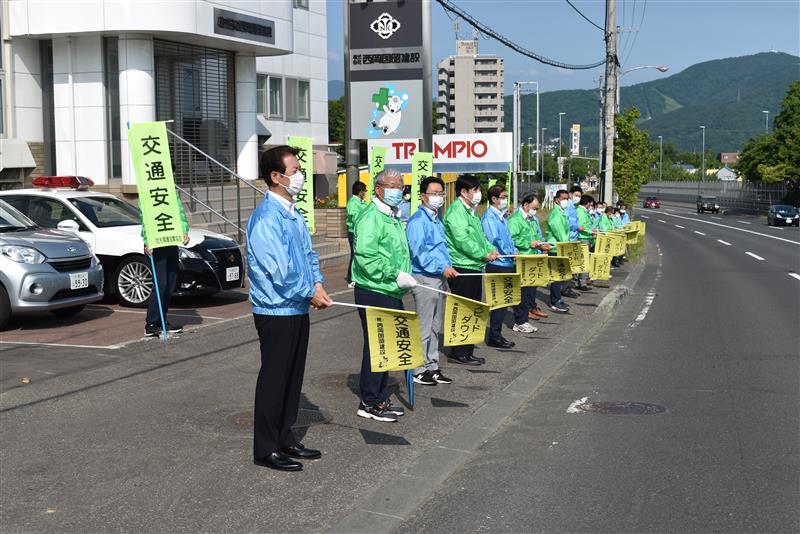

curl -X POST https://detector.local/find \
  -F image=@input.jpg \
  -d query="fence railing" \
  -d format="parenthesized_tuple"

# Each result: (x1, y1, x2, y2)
(640, 181, 787, 212)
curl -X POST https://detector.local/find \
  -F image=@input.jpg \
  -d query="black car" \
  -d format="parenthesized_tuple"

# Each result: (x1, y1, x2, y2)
(696, 196, 720, 214)
(767, 204, 799, 226)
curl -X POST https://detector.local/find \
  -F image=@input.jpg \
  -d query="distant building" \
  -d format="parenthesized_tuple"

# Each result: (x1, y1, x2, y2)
(717, 166, 737, 181)
(436, 39, 504, 134)
(719, 152, 739, 165)
(675, 163, 698, 174)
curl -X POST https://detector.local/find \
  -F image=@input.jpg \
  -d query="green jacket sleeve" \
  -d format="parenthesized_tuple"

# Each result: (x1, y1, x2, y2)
(353, 207, 400, 284)
(507, 212, 534, 254)
(346, 196, 364, 233)
(546, 208, 570, 244)
(577, 207, 592, 240)
(444, 202, 493, 263)
(599, 215, 614, 232)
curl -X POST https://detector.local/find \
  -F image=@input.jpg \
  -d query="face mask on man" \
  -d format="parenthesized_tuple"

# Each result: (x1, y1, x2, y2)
(279, 171, 305, 196)
(498, 199, 508, 211)
(620, 209, 627, 214)
(573, 196, 581, 204)
(529, 208, 538, 217)
(383, 187, 403, 207)
(466, 191, 482, 205)
(427, 195, 444, 210)
(559, 199, 569, 209)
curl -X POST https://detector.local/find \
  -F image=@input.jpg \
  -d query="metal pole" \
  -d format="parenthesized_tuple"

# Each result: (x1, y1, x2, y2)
(527, 136, 533, 181)
(763, 110, 769, 134)
(658, 135, 663, 180)
(536, 83, 540, 184)
(701, 125, 706, 183)
(512, 82, 520, 207)
(541, 127, 547, 182)
(601, 0, 617, 204)
(343, 3, 359, 195)
(558, 112, 565, 158)
(421, 0, 432, 152)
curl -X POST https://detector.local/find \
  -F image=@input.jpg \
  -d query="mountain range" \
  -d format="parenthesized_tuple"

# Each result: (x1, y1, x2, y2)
(503, 52, 800, 155)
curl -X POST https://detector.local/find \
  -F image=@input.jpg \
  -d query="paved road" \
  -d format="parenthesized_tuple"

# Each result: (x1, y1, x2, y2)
(400, 213, 799, 532)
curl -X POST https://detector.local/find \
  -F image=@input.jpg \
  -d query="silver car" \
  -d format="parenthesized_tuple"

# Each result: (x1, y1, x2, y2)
(0, 199, 104, 329)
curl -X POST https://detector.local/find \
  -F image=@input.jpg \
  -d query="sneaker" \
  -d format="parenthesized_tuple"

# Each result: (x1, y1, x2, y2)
(382, 399, 405, 416)
(144, 323, 162, 337)
(165, 322, 183, 334)
(549, 302, 569, 313)
(413, 371, 437, 386)
(430, 370, 453, 384)
(347, 281, 356, 289)
(513, 322, 538, 333)
(356, 401, 398, 422)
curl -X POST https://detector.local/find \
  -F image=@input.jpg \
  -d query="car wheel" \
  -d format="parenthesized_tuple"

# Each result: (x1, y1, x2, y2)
(0, 284, 10, 330)
(51, 304, 86, 317)
(114, 255, 153, 308)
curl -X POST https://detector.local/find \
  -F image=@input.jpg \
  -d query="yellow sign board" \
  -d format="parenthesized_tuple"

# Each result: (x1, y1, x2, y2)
(366, 307, 424, 372)
(597, 233, 626, 256)
(443, 294, 489, 347)
(557, 241, 589, 274)
(517, 254, 551, 286)
(548, 256, 573, 282)
(484, 273, 522, 310)
(589, 253, 613, 280)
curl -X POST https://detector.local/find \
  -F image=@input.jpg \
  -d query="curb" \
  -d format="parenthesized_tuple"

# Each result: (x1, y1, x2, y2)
(327, 246, 650, 533)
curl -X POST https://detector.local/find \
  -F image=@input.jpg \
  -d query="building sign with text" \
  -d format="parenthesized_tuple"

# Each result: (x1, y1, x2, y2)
(368, 133, 512, 172)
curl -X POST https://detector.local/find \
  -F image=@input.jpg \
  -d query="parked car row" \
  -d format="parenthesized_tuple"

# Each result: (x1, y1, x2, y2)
(0, 176, 245, 329)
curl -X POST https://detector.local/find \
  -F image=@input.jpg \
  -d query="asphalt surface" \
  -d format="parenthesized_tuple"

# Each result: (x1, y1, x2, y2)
(399, 209, 799, 533)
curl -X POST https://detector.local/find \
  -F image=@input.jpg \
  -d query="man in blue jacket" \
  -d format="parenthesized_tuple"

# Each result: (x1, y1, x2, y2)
(247, 145, 332, 472)
(407, 176, 457, 386)
(482, 184, 533, 349)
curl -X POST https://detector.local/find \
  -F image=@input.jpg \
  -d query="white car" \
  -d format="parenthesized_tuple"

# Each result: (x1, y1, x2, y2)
(0, 176, 244, 308)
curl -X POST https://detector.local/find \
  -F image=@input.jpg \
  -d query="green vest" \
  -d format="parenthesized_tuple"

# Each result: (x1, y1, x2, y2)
(577, 206, 593, 241)
(545, 205, 570, 245)
(345, 195, 366, 233)
(443, 199, 495, 271)
(507, 209, 537, 255)
(352, 202, 412, 300)
(599, 214, 614, 232)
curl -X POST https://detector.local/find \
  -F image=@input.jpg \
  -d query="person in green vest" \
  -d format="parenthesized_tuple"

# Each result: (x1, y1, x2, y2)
(575, 195, 596, 290)
(545, 189, 575, 312)
(507, 192, 552, 322)
(352, 168, 416, 423)
(443, 174, 499, 366)
(345, 180, 367, 287)
(599, 205, 615, 232)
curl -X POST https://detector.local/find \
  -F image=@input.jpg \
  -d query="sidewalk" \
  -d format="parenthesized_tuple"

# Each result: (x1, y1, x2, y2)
(0, 257, 644, 533)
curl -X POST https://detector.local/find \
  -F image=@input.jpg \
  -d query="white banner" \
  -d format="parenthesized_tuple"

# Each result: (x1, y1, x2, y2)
(570, 124, 580, 156)
(368, 132, 513, 172)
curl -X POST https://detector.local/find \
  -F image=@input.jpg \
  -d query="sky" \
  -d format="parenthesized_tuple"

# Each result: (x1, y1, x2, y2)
(326, 0, 800, 95)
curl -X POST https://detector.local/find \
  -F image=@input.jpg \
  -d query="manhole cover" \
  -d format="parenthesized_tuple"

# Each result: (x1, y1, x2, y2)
(228, 408, 331, 431)
(576, 401, 666, 415)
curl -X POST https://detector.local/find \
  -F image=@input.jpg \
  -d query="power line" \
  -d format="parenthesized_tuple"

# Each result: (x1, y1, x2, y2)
(564, 0, 604, 32)
(435, 0, 605, 70)
(622, 0, 647, 66)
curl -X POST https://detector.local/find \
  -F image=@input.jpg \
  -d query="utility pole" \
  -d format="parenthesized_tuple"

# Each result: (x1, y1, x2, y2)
(527, 137, 533, 180)
(700, 125, 706, 182)
(541, 127, 547, 183)
(512, 82, 521, 207)
(658, 135, 663, 180)
(535, 84, 540, 185)
(558, 112, 566, 158)
(601, 0, 618, 204)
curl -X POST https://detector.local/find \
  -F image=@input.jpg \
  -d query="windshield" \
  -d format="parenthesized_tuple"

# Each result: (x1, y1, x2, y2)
(0, 199, 37, 232)
(68, 196, 141, 228)
(774, 205, 796, 211)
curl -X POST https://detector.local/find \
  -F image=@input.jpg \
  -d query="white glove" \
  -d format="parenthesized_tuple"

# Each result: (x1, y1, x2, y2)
(395, 271, 418, 289)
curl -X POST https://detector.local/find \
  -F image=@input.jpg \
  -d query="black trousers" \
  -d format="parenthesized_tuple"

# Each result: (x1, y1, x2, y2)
(447, 267, 483, 358)
(347, 231, 355, 283)
(354, 287, 403, 405)
(485, 264, 528, 340)
(146, 246, 178, 326)
(547, 251, 563, 306)
(253, 313, 310, 460)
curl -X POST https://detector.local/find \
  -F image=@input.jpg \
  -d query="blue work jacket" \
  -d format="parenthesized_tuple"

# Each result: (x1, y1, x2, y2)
(481, 206, 516, 268)
(406, 206, 452, 277)
(565, 200, 580, 241)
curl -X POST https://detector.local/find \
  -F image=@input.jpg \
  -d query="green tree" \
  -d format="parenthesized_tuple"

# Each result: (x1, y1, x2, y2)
(614, 107, 655, 206)
(328, 97, 345, 160)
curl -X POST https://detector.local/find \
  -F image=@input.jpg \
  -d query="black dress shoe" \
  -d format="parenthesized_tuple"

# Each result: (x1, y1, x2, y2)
(487, 337, 515, 349)
(448, 354, 481, 366)
(563, 288, 580, 299)
(576, 285, 593, 291)
(469, 354, 486, 364)
(254, 452, 303, 472)
(282, 443, 321, 460)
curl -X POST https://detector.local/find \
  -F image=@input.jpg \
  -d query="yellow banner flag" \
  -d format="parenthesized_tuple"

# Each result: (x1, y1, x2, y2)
(597, 233, 626, 256)
(517, 254, 551, 286)
(589, 253, 613, 280)
(484, 273, 522, 310)
(623, 228, 639, 245)
(548, 256, 573, 282)
(366, 307, 424, 372)
(443, 294, 489, 347)
(557, 241, 588, 274)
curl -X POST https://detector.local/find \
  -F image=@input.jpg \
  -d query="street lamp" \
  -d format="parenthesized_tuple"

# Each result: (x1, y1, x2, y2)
(527, 136, 533, 179)
(617, 65, 669, 114)
(700, 126, 706, 183)
(762, 110, 769, 134)
(541, 127, 547, 183)
(658, 135, 663, 180)
(558, 112, 566, 158)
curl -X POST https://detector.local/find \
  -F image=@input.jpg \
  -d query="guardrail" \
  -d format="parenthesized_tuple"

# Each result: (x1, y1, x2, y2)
(640, 181, 787, 212)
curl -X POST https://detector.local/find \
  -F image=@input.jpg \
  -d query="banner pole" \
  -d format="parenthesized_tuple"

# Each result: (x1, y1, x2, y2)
(149, 254, 168, 343)
(330, 301, 372, 310)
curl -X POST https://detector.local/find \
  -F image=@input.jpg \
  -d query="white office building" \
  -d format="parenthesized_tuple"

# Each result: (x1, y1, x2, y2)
(0, 0, 329, 188)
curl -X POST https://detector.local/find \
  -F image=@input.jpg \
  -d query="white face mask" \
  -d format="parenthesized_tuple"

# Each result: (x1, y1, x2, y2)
(559, 199, 569, 209)
(573, 196, 581, 204)
(279, 171, 305, 196)
(620, 209, 627, 214)
(588, 209, 595, 215)
(427, 195, 444, 210)
(529, 208, 538, 217)
(470, 191, 482, 205)
(498, 199, 508, 211)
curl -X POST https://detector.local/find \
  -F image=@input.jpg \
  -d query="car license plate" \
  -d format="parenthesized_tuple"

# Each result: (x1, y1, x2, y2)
(70, 272, 89, 290)
(226, 267, 240, 282)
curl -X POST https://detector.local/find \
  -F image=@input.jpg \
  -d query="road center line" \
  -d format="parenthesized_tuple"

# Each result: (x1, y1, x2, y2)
(639, 215, 649, 219)
(737, 220, 752, 225)
(711, 216, 721, 220)
(675, 225, 685, 229)
(694, 230, 706, 236)
(717, 239, 731, 246)
(658, 219, 667, 223)
(745, 252, 765, 261)
(789, 273, 800, 281)
(656, 212, 800, 245)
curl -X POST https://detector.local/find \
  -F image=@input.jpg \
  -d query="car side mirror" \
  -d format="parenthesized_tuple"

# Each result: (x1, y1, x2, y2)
(57, 219, 80, 233)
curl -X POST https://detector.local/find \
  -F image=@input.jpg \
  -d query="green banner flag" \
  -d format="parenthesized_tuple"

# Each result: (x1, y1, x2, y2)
(410, 151, 432, 215)
(288, 136, 315, 234)
(127, 121, 184, 249)
(369, 145, 387, 199)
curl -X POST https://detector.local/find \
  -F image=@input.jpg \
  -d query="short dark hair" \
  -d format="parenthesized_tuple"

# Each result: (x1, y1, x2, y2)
(455, 174, 480, 196)
(487, 184, 506, 203)
(579, 194, 594, 206)
(520, 192, 539, 206)
(555, 189, 570, 199)
(259, 145, 298, 186)
(605, 206, 615, 214)
(352, 181, 367, 195)
(569, 185, 583, 194)
(420, 176, 444, 194)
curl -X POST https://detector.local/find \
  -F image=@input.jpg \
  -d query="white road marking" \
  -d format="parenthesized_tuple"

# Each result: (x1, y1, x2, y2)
(675, 225, 685, 229)
(711, 216, 721, 220)
(789, 273, 800, 281)
(639, 215, 649, 219)
(737, 220, 752, 225)
(630, 291, 656, 328)
(657, 212, 800, 245)
(745, 252, 765, 261)
(666, 208, 675, 212)
(567, 397, 589, 413)
(717, 239, 731, 246)
(694, 231, 706, 236)
(658, 219, 667, 223)
(771, 227, 784, 230)
(83, 306, 226, 321)
(0, 340, 124, 350)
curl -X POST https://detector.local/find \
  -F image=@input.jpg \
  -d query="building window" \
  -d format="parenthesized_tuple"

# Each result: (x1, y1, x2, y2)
(269, 76, 283, 118)
(293, 0, 309, 9)
(284, 78, 298, 121)
(298, 80, 310, 121)
(256, 74, 267, 114)
(103, 37, 121, 178)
